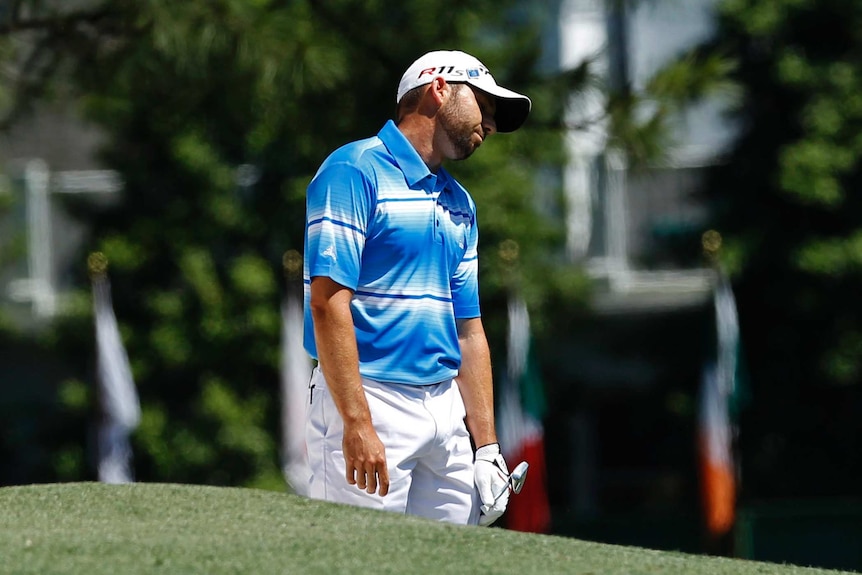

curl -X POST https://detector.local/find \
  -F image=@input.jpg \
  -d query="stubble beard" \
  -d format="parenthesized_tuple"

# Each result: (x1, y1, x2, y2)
(439, 87, 479, 161)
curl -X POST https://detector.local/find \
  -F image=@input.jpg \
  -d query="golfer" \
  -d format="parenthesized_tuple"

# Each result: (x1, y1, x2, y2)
(302, 50, 531, 525)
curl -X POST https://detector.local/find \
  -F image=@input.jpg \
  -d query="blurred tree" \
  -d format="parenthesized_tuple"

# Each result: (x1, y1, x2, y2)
(0, 0, 730, 489)
(696, 0, 862, 499)
(0, 0, 569, 488)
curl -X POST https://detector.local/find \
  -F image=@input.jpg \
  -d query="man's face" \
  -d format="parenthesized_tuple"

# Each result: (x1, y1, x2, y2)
(438, 84, 497, 161)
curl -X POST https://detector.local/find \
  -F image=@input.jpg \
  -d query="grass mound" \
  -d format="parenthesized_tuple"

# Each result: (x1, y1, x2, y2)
(0, 483, 854, 574)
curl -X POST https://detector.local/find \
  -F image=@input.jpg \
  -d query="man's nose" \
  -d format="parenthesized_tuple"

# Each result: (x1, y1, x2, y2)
(483, 115, 497, 137)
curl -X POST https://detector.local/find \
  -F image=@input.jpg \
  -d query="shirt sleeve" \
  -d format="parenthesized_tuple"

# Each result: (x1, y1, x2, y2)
(304, 162, 374, 290)
(450, 209, 481, 319)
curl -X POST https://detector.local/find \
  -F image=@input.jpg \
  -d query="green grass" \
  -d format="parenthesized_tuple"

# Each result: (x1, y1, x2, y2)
(0, 483, 855, 575)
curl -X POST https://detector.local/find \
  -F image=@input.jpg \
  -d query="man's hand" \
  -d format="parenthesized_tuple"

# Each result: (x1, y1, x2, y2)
(343, 421, 390, 496)
(474, 443, 509, 526)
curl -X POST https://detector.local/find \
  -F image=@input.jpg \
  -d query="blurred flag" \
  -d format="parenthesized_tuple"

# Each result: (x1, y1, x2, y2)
(499, 295, 551, 533)
(698, 272, 741, 538)
(92, 267, 140, 484)
(280, 282, 312, 496)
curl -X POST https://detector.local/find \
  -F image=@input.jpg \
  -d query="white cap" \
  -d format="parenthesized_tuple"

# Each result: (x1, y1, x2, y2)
(396, 50, 531, 133)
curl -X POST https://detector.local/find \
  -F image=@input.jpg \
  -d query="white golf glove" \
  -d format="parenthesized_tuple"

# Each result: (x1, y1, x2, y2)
(474, 443, 510, 526)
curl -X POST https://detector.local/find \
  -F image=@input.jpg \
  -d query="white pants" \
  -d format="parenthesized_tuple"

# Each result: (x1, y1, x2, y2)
(305, 368, 480, 525)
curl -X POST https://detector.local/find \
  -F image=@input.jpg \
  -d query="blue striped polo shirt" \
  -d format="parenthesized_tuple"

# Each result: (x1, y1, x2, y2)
(303, 120, 481, 385)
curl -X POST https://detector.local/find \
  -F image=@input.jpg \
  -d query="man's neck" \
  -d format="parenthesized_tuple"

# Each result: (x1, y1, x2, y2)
(397, 118, 443, 173)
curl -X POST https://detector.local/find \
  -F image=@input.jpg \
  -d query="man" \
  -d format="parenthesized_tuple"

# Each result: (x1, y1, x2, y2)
(302, 50, 531, 526)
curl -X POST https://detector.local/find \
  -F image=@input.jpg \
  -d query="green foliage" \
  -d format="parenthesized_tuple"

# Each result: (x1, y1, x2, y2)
(0, 0, 728, 491)
(57, 378, 90, 412)
(795, 232, 862, 276)
(0, 0, 571, 487)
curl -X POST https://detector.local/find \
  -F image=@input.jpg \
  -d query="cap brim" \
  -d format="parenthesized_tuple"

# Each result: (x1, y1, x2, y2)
(469, 82, 531, 133)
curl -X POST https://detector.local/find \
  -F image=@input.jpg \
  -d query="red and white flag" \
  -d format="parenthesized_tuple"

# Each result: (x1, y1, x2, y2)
(498, 295, 551, 533)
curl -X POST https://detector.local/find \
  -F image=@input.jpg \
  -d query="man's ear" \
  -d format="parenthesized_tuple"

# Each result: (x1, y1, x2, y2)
(427, 77, 448, 108)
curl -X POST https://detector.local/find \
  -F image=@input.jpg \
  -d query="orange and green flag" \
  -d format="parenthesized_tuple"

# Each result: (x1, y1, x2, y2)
(698, 272, 747, 538)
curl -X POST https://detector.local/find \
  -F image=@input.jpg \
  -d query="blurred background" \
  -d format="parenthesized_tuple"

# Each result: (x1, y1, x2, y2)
(1, 0, 860, 571)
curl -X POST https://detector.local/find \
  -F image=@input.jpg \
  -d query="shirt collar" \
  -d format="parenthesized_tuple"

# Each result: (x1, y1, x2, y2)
(378, 120, 448, 192)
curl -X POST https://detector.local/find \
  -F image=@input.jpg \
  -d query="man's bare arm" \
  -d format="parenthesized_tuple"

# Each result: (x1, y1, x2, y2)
(456, 317, 497, 449)
(309, 276, 389, 496)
